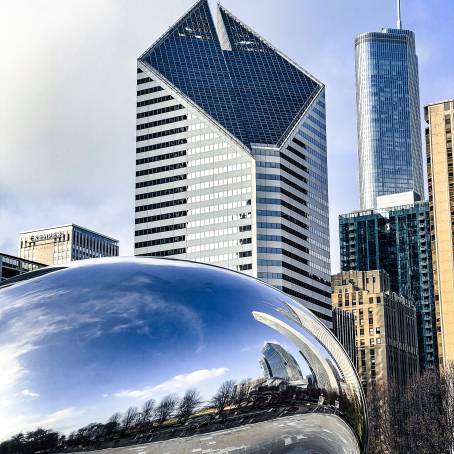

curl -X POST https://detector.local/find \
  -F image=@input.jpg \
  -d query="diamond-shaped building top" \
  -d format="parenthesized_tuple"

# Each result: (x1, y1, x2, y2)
(140, 0, 322, 149)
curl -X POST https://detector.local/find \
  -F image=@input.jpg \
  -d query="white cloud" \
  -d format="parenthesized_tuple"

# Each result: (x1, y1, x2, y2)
(21, 389, 40, 399)
(0, 407, 85, 442)
(0, 343, 32, 393)
(115, 368, 229, 400)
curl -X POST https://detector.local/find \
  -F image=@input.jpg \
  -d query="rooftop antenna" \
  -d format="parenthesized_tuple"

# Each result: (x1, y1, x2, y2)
(397, 0, 402, 29)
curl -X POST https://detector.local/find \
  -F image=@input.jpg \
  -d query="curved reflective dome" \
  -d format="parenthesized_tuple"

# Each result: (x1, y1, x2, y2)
(0, 258, 367, 453)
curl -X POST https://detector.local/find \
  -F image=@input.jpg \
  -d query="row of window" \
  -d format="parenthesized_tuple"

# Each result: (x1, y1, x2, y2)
(136, 162, 186, 178)
(137, 95, 173, 108)
(188, 151, 242, 167)
(136, 149, 186, 166)
(135, 185, 187, 201)
(188, 174, 252, 189)
(135, 197, 186, 213)
(282, 287, 331, 322)
(137, 104, 184, 120)
(188, 162, 251, 179)
(257, 247, 308, 266)
(137, 77, 153, 85)
(138, 248, 186, 257)
(137, 115, 187, 131)
(135, 223, 186, 237)
(257, 170, 307, 195)
(257, 234, 309, 254)
(256, 198, 308, 219)
(136, 126, 188, 143)
(136, 138, 187, 154)
(135, 235, 185, 249)
(136, 173, 187, 189)
(188, 199, 250, 215)
(256, 210, 309, 230)
(135, 210, 187, 225)
(286, 144, 307, 162)
(256, 184, 307, 207)
(137, 85, 164, 97)
(280, 260, 330, 288)
(187, 226, 249, 240)
(187, 239, 251, 253)
(187, 213, 252, 228)
(194, 252, 252, 264)
(188, 187, 250, 204)
(257, 222, 308, 242)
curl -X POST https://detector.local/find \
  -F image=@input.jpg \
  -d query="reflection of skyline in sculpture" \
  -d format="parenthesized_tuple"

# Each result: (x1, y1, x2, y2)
(260, 342, 305, 384)
(253, 311, 340, 393)
(0, 258, 366, 452)
(276, 299, 362, 398)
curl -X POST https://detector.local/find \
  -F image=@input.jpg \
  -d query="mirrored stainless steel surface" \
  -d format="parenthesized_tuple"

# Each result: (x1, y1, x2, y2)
(0, 258, 367, 453)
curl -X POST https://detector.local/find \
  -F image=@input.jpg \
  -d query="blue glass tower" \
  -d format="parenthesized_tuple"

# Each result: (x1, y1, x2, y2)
(355, 28, 424, 209)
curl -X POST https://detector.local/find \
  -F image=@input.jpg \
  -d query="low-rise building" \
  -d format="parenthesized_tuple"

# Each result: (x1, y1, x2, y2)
(0, 252, 45, 282)
(332, 270, 419, 393)
(19, 224, 119, 265)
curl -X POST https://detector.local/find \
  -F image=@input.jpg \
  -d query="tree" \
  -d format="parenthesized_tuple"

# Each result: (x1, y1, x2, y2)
(155, 394, 178, 426)
(233, 380, 251, 408)
(212, 380, 235, 414)
(176, 389, 202, 423)
(140, 399, 155, 429)
(441, 362, 454, 451)
(103, 412, 121, 438)
(366, 383, 393, 454)
(122, 407, 139, 433)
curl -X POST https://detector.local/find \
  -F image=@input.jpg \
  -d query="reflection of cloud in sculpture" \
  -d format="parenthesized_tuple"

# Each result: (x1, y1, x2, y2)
(252, 311, 339, 393)
(114, 368, 229, 400)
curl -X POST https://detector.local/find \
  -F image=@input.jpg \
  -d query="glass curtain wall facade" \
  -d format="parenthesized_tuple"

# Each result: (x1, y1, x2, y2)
(134, 0, 332, 324)
(339, 202, 437, 370)
(355, 28, 424, 209)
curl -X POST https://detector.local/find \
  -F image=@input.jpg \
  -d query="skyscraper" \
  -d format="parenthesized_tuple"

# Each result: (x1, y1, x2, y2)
(134, 1, 331, 324)
(339, 198, 437, 370)
(355, 17, 424, 209)
(425, 99, 454, 369)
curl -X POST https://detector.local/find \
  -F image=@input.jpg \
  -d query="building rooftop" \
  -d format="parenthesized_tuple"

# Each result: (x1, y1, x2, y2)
(139, 0, 322, 149)
(0, 252, 46, 267)
(19, 224, 119, 242)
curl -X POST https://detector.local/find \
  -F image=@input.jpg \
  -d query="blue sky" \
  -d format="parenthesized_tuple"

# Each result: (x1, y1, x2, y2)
(0, 0, 453, 271)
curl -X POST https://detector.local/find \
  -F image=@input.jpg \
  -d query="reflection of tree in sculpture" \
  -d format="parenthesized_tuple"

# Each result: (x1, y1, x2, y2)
(155, 394, 178, 426)
(211, 380, 235, 414)
(176, 389, 202, 423)
(0, 378, 333, 453)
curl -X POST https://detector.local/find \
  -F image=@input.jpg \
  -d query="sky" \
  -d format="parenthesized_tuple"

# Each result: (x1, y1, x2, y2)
(1, 0, 453, 272)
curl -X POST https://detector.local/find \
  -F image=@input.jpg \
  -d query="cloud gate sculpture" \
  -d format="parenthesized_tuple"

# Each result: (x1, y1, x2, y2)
(0, 258, 367, 453)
